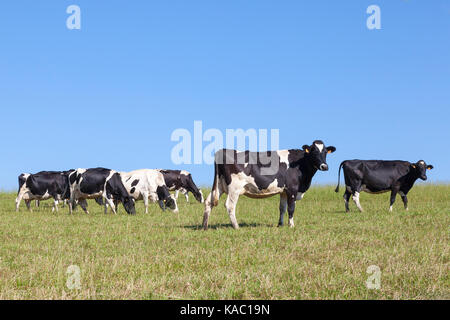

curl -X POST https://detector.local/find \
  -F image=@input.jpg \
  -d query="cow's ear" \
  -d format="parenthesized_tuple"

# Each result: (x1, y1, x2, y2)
(411, 164, 416, 169)
(326, 146, 336, 154)
(427, 165, 434, 170)
(302, 145, 310, 153)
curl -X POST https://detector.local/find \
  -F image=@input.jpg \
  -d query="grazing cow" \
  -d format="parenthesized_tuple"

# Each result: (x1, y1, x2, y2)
(158, 169, 204, 203)
(68, 168, 136, 215)
(15, 170, 74, 212)
(202, 140, 336, 230)
(335, 160, 434, 212)
(119, 169, 178, 214)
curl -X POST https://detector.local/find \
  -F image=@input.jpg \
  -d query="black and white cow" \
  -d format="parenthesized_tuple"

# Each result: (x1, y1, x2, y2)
(119, 169, 178, 214)
(68, 168, 136, 215)
(158, 169, 203, 203)
(202, 140, 336, 230)
(16, 170, 74, 212)
(335, 160, 434, 212)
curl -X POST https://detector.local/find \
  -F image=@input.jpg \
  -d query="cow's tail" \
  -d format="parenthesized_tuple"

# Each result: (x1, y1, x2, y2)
(335, 161, 345, 193)
(211, 161, 220, 207)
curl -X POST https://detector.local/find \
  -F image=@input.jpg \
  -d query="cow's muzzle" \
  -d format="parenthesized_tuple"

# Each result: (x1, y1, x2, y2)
(319, 164, 329, 171)
(420, 175, 427, 181)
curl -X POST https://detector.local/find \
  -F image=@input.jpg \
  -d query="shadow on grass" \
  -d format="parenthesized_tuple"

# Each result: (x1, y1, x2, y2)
(183, 222, 273, 230)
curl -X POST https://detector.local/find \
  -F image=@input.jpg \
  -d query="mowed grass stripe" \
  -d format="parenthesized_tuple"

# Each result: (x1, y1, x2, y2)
(0, 185, 448, 299)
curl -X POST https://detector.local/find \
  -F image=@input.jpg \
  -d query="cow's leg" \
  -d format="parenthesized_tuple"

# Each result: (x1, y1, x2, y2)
(202, 183, 224, 230)
(35, 200, 40, 207)
(105, 197, 117, 214)
(400, 191, 408, 211)
(79, 199, 89, 214)
(286, 192, 297, 228)
(68, 192, 76, 214)
(174, 189, 179, 200)
(52, 199, 59, 212)
(278, 193, 288, 227)
(389, 190, 398, 212)
(142, 192, 149, 214)
(15, 192, 25, 212)
(352, 191, 363, 212)
(225, 190, 240, 229)
(25, 200, 32, 211)
(183, 190, 189, 203)
(343, 190, 351, 212)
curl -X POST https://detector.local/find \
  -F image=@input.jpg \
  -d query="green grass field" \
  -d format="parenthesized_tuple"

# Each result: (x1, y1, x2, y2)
(0, 185, 448, 300)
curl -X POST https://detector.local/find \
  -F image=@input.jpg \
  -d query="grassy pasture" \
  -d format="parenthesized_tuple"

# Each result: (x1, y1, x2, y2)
(0, 185, 448, 300)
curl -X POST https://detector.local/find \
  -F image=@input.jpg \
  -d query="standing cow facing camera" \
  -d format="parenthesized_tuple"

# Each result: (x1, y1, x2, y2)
(202, 140, 336, 230)
(158, 169, 204, 204)
(335, 160, 434, 212)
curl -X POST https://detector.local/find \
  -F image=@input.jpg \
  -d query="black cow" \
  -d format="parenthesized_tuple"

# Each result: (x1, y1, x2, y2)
(202, 140, 336, 229)
(158, 169, 203, 203)
(335, 160, 434, 212)
(15, 170, 74, 212)
(68, 168, 136, 215)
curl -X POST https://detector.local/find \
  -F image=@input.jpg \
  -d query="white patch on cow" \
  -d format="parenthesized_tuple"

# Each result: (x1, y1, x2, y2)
(277, 150, 290, 167)
(352, 191, 364, 212)
(288, 217, 295, 227)
(389, 205, 393, 212)
(230, 172, 256, 195)
(296, 192, 304, 201)
(234, 174, 284, 198)
(180, 170, 189, 176)
(315, 143, 324, 152)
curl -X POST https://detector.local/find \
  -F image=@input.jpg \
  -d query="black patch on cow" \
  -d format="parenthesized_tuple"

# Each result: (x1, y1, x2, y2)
(18, 174, 27, 194)
(156, 185, 170, 201)
(131, 179, 139, 187)
(130, 187, 136, 194)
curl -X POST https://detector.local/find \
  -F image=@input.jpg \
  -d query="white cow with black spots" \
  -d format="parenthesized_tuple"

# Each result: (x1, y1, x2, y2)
(120, 169, 178, 214)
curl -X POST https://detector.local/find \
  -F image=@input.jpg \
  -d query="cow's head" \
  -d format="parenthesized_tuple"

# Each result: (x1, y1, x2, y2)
(180, 172, 203, 203)
(159, 195, 178, 213)
(122, 196, 136, 215)
(302, 140, 336, 171)
(411, 160, 433, 181)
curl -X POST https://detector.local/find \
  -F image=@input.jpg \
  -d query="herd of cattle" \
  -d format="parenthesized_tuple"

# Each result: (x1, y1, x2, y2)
(15, 140, 433, 230)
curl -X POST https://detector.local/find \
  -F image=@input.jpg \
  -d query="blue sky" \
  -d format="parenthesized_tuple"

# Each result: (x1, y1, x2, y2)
(0, 1, 449, 190)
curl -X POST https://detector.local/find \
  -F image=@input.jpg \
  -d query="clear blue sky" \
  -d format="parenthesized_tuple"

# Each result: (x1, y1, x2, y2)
(0, 1, 449, 190)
